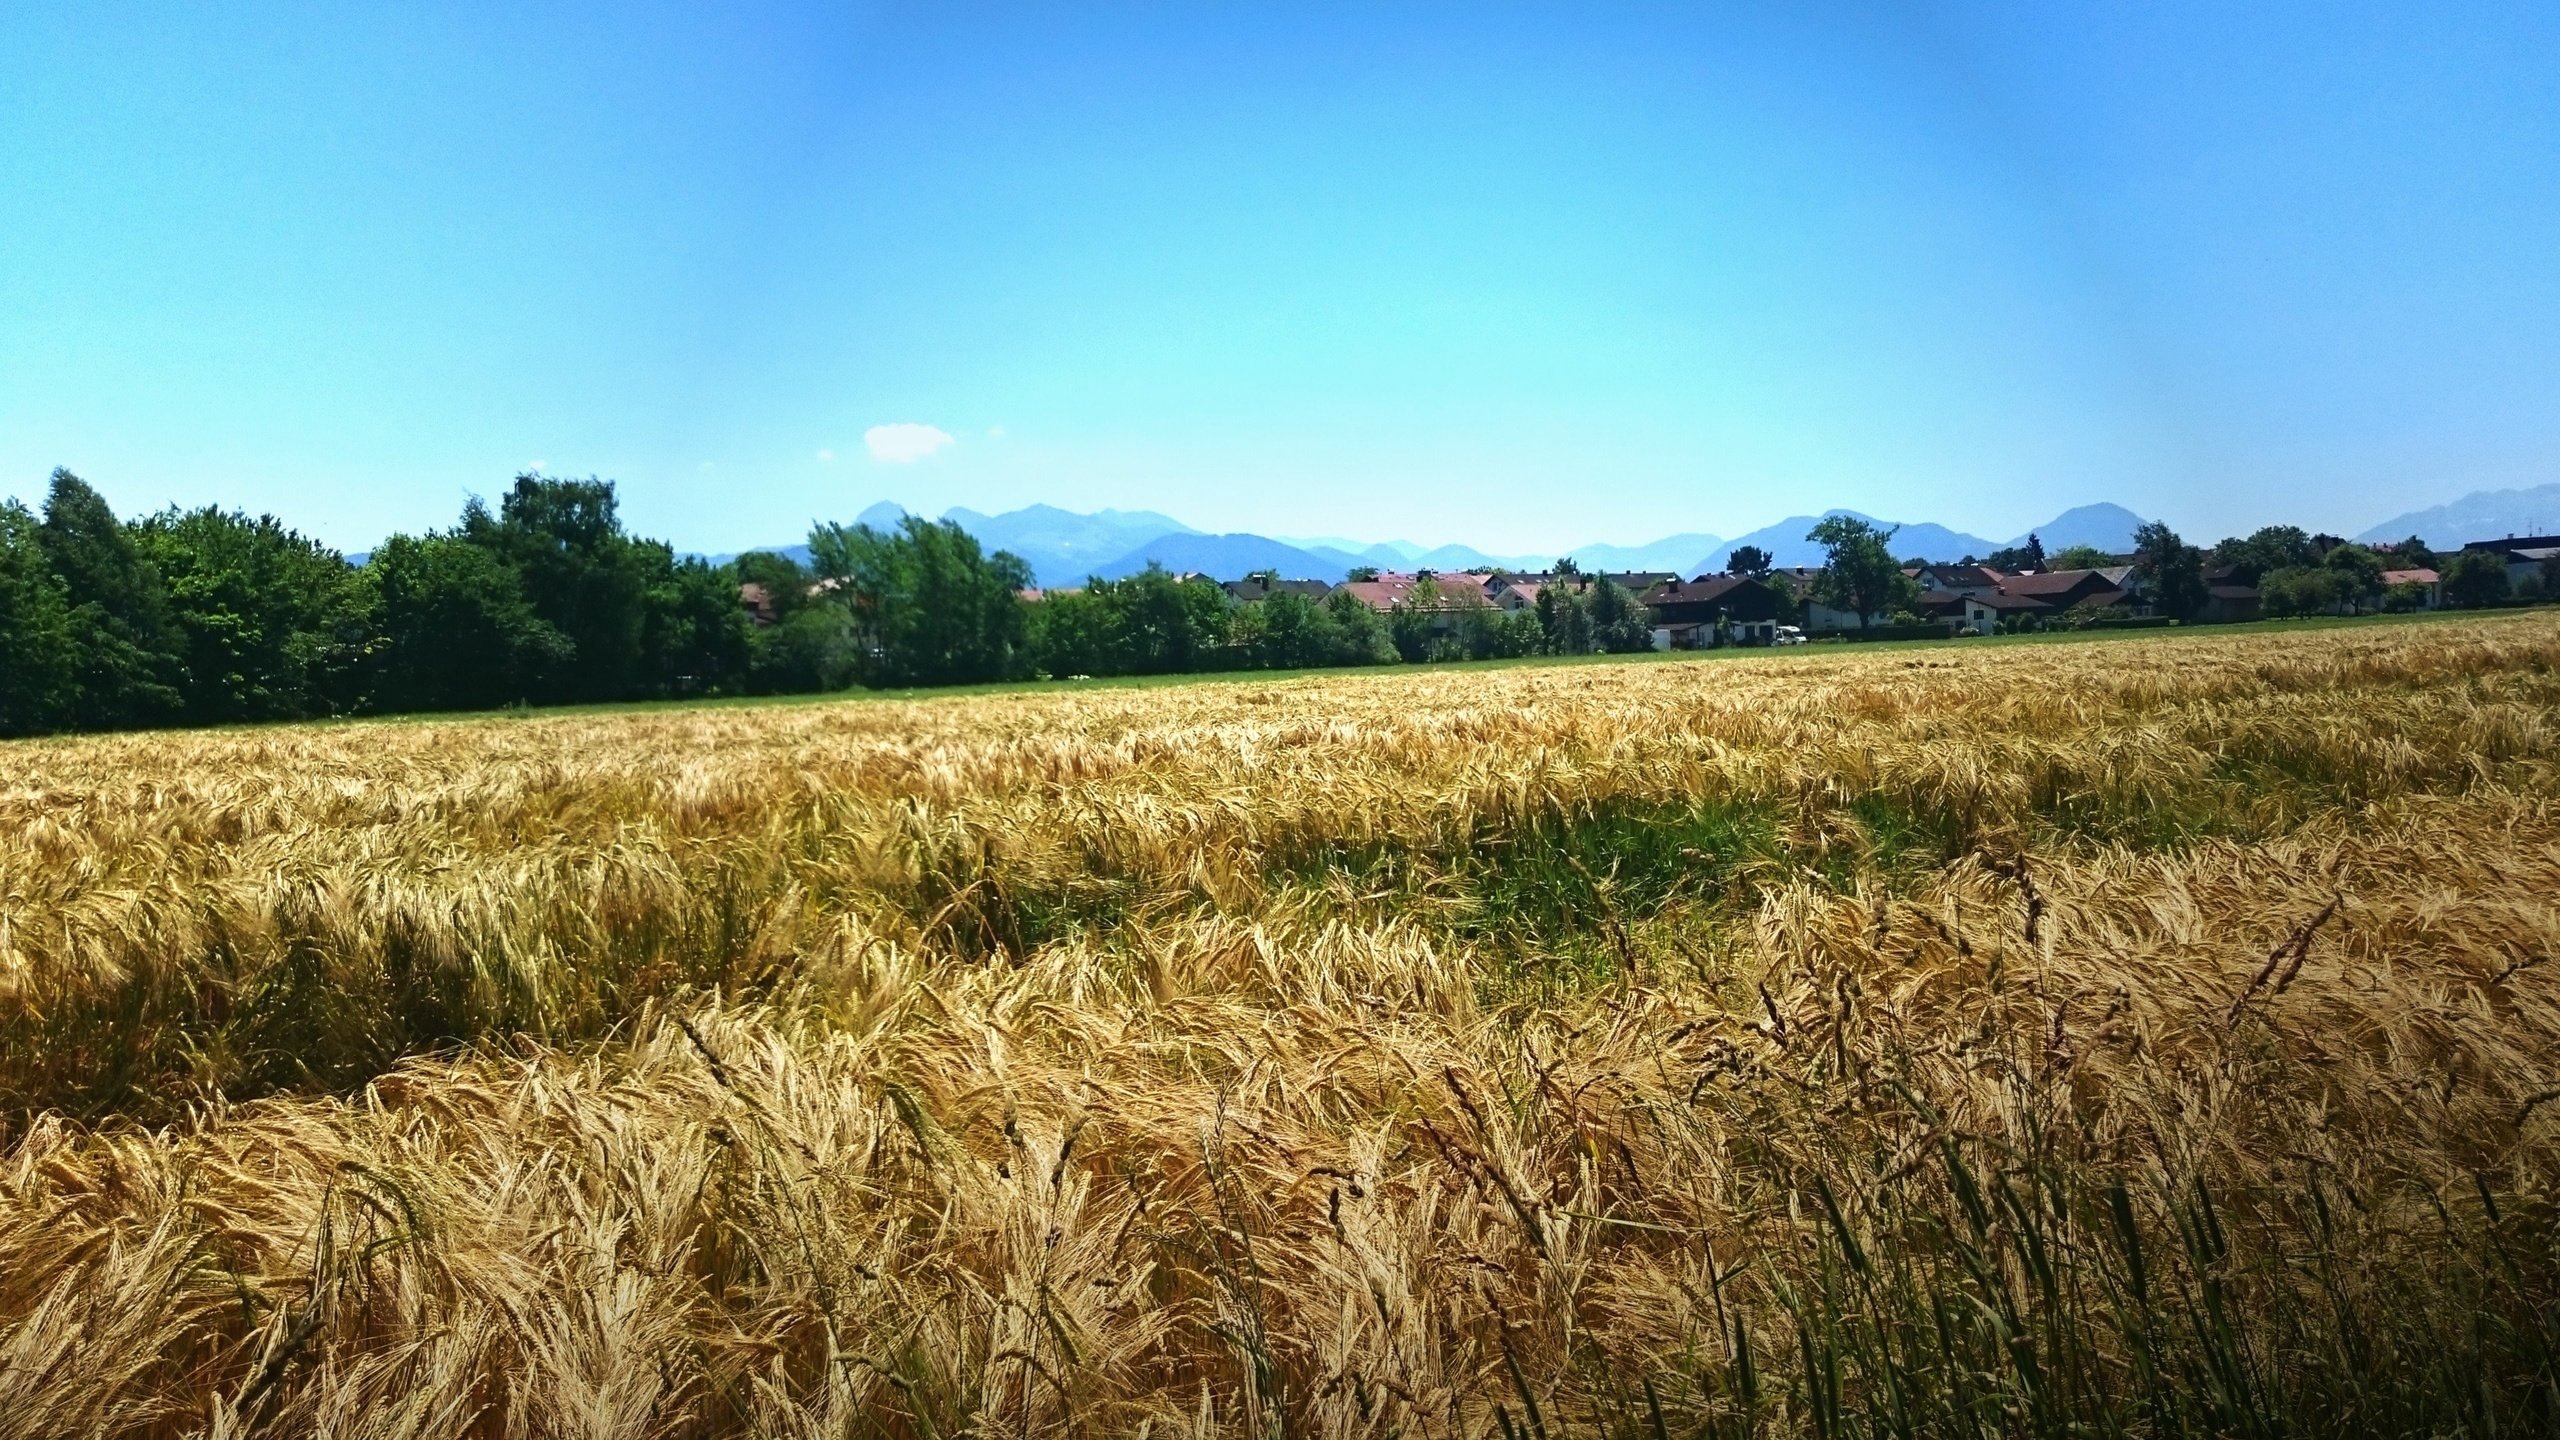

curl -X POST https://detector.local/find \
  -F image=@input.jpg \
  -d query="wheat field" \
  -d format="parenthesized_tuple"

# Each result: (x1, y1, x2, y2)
(5, 615, 2560, 1437)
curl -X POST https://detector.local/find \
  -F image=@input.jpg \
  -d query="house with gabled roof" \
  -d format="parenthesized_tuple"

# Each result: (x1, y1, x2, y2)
(2462, 535, 2560, 590)
(1639, 575, 1789, 647)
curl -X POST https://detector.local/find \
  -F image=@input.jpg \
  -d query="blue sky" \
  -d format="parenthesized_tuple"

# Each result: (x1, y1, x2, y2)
(4, 2, 2554, 553)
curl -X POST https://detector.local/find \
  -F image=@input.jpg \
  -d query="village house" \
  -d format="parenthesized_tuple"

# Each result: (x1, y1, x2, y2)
(2199, 563, 2261, 623)
(1638, 575, 1788, 647)
(1485, 571, 1673, 612)
(1221, 575, 1332, 603)
(2461, 535, 2560, 590)
(738, 576, 844, 626)
(2378, 568, 2441, 609)
(1993, 566, 2140, 615)
(1334, 571, 1496, 611)
(1908, 562, 2003, 596)
(1912, 567, 2146, 634)
(1333, 572, 1498, 636)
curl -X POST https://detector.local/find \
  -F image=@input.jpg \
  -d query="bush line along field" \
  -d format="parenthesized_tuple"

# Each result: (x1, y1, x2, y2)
(4, 613, 2558, 1436)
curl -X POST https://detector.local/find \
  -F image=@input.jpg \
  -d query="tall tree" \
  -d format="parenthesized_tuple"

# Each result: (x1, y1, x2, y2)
(2390, 535, 2439, 569)
(133, 506, 370, 722)
(0, 500, 80, 735)
(1586, 577, 1653, 652)
(1725, 545, 1773, 579)
(737, 551, 861, 693)
(2441, 550, 2512, 609)
(365, 533, 572, 711)
(2131, 521, 2208, 620)
(640, 551, 751, 697)
(1025, 587, 1115, 679)
(2320, 542, 2386, 608)
(459, 474, 656, 703)
(2046, 544, 2117, 571)
(2211, 526, 2319, 582)
(1807, 515, 1915, 628)
(1234, 587, 1342, 670)
(1389, 577, 1443, 662)
(1319, 589, 1391, 665)
(807, 515, 1031, 686)
(37, 468, 186, 729)
(1095, 566, 1231, 675)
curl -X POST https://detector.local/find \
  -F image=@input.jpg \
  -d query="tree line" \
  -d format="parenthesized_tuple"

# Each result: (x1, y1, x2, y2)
(11, 469, 2550, 738)
(1780, 514, 2545, 628)
(0, 470, 1660, 737)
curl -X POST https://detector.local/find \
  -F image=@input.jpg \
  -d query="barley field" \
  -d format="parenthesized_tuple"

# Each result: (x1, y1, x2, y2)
(5, 614, 2560, 1437)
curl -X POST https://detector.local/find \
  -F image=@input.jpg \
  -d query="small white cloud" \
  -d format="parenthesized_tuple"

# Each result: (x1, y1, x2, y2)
(864, 422, 955, 464)
(524, 460, 548, 472)
(987, 424, 1008, 440)
(816, 448, 836, 463)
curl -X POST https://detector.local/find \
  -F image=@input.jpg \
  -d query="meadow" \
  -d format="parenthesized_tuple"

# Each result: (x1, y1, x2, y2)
(4, 612, 2559, 1437)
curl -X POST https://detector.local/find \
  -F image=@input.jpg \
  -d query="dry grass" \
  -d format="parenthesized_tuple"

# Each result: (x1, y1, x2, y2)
(4, 613, 2559, 1435)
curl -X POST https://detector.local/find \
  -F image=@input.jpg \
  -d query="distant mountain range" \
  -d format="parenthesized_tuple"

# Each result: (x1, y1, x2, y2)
(1092, 532, 1350, 583)
(711, 502, 2134, 585)
(2012, 503, 2150, 555)
(1705, 515, 1998, 573)
(1697, 503, 2155, 572)
(941, 503, 1195, 582)
(696, 486, 2551, 588)
(2354, 483, 2560, 549)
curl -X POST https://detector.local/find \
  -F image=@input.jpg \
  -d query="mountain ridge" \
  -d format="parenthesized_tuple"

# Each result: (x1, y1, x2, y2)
(702, 498, 2202, 585)
(2354, 483, 2560, 549)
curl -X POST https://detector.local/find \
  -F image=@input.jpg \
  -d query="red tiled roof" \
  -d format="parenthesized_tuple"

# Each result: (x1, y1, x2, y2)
(1335, 572, 1496, 611)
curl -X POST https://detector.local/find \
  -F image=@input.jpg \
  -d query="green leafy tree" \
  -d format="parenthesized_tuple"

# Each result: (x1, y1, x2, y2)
(1456, 604, 1505, 660)
(2046, 544, 2117, 571)
(459, 474, 659, 703)
(640, 552, 751, 696)
(0, 500, 80, 735)
(1808, 515, 1917, 628)
(808, 515, 1032, 686)
(1985, 534, 2048, 572)
(1586, 577, 1654, 652)
(2390, 535, 2439, 569)
(738, 551, 861, 692)
(364, 533, 572, 710)
(1534, 582, 1593, 654)
(1319, 590, 1392, 665)
(1025, 587, 1114, 678)
(1238, 588, 1342, 669)
(1102, 566, 1232, 674)
(132, 506, 370, 722)
(2320, 542, 2386, 609)
(752, 605, 865, 693)
(2131, 521, 2208, 620)
(1388, 576, 1442, 662)
(2378, 581, 2432, 613)
(1725, 544, 1773, 580)
(2441, 550, 2512, 609)
(735, 551, 816, 623)
(36, 469, 187, 728)
(2211, 526, 2319, 582)
(2258, 566, 2351, 618)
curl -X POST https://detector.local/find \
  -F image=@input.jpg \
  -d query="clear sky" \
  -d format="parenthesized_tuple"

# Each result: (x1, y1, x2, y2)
(4, 2, 2555, 554)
